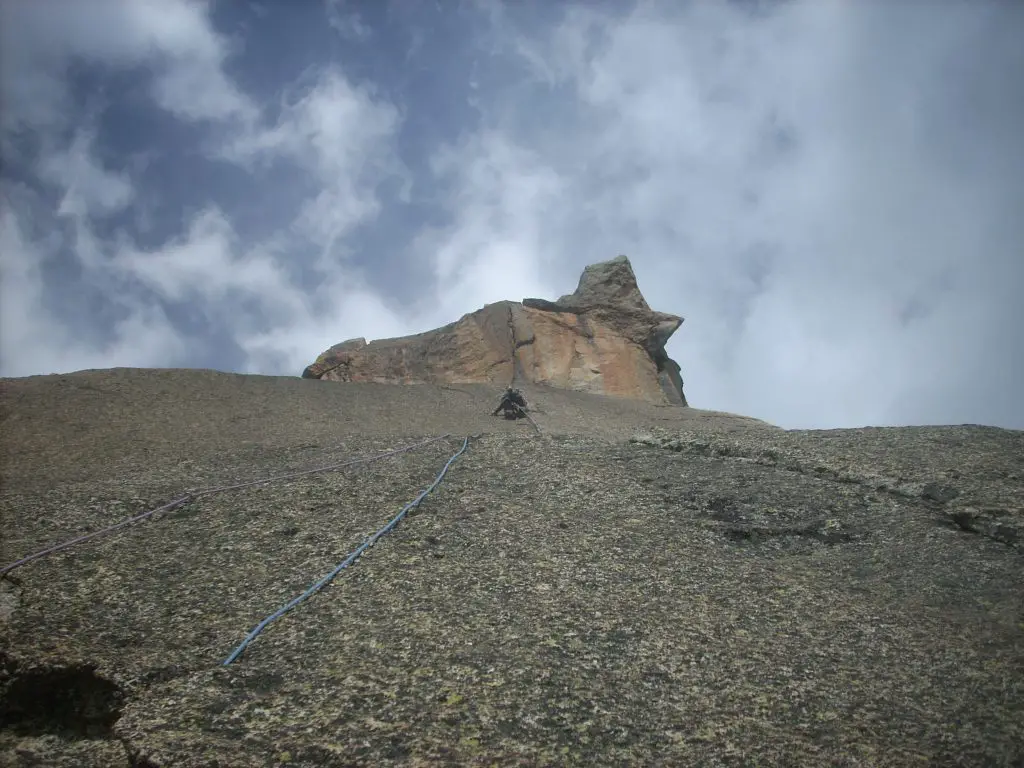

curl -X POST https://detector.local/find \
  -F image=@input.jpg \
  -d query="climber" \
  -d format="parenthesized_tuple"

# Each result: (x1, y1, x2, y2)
(493, 387, 528, 419)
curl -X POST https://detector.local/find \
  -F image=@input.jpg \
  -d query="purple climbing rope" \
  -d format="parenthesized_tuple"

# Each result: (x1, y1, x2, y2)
(0, 495, 193, 578)
(0, 435, 451, 577)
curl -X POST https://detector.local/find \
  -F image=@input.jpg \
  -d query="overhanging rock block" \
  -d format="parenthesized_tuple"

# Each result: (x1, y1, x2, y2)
(303, 255, 687, 406)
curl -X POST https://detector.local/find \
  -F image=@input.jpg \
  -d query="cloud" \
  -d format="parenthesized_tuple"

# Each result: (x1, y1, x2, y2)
(223, 67, 404, 255)
(427, 0, 1024, 428)
(0, 194, 188, 377)
(1, 0, 403, 338)
(1, 0, 413, 382)
(38, 130, 134, 219)
(326, 0, 372, 42)
(416, 131, 566, 313)
(1, 0, 1021, 430)
(0, 0, 255, 132)
(107, 205, 409, 376)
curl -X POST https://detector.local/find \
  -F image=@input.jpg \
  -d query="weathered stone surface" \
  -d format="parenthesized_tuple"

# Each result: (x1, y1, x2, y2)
(304, 255, 687, 405)
(1, 368, 1022, 767)
(546, 253, 655, 312)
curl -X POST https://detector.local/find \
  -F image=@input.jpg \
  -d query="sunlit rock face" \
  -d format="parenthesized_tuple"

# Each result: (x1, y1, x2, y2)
(302, 255, 687, 406)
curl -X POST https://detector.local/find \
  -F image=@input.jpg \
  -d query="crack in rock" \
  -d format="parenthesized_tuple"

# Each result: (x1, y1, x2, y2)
(631, 432, 1021, 550)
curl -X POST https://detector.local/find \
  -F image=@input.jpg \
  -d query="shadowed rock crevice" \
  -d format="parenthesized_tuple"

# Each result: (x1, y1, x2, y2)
(0, 654, 125, 740)
(688, 492, 857, 550)
(631, 429, 1024, 550)
(722, 519, 854, 546)
(506, 305, 529, 385)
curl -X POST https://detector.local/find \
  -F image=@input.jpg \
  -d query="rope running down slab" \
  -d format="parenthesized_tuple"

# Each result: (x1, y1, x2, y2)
(0, 435, 451, 578)
(223, 435, 470, 665)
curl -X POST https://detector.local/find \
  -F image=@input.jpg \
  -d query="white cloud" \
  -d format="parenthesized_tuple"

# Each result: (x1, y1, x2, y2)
(224, 68, 403, 255)
(1, 0, 410, 382)
(326, 0, 371, 42)
(0, 0, 255, 131)
(1, 0, 1021, 429)
(110, 207, 313, 336)
(430, 0, 1024, 428)
(404, 131, 566, 327)
(238, 288, 410, 376)
(0, 193, 188, 377)
(0, 200, 54, 376)
(38, 130, 134, 219)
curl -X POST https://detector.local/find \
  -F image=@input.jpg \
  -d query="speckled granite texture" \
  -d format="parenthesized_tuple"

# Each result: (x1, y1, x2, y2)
(1, 369, 1021, 766)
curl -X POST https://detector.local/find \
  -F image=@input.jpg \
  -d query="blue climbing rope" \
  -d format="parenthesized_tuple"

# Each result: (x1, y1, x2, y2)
(223, 435, 470, 665)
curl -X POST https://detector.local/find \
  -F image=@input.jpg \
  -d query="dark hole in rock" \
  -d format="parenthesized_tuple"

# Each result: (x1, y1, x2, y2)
(707, 496, 735, 516)
(992, 524, 1018, 544)
(814, 529, 853, 545)
(922, 483, 960, 504)
(123, 745, 161, 768)
(0, 661, 124, 739)
(245, 671, 284, 695)
(725, 528, 757, 543)
(139, 664, 186, 686)
(949, 511, 978, 533)
(724, 523, 850, 546)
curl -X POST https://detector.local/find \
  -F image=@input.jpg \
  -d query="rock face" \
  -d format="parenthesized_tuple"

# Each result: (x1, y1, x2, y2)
(3, 369, 1023, 766)
(303, 255, 687, 405)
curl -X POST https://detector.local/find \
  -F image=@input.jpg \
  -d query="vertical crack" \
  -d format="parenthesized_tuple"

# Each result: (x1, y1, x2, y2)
(506, 306, 519, 388)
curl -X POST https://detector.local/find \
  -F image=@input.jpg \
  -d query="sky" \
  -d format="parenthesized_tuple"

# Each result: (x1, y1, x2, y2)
(1, 0, 1022, 431)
